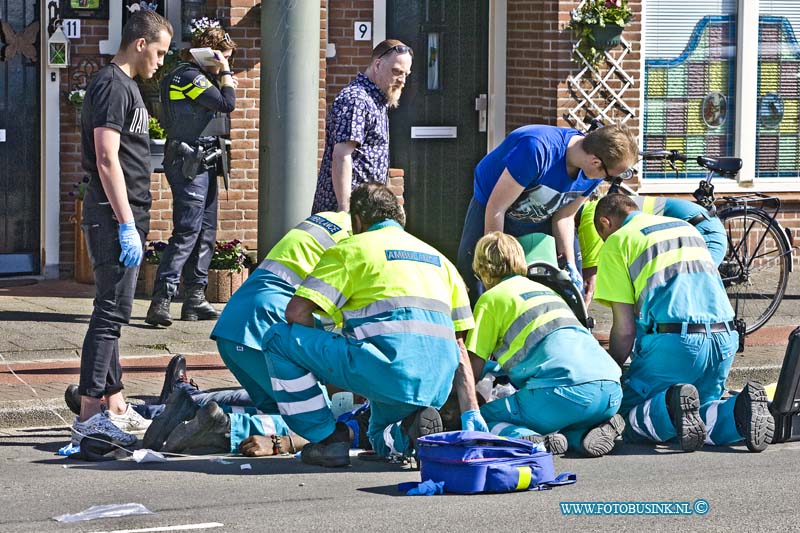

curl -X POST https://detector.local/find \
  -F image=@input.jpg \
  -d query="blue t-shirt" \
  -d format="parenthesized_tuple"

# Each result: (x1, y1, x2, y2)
(473, 125, 603, 224)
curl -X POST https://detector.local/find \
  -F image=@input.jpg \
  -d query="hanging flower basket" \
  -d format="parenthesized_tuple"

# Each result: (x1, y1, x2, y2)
(589, 23, 624, 50)
(567, 0, 633, 66)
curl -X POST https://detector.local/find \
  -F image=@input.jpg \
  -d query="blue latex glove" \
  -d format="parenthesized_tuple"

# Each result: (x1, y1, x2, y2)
(460, 409, 489, 432)
(564, 261, 584, 296)
(406, 479, 445, 496)
(118, 221, 143, 268)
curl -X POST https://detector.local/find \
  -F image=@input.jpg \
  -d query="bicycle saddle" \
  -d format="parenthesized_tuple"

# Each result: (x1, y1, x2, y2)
(696, 156, 743, 177)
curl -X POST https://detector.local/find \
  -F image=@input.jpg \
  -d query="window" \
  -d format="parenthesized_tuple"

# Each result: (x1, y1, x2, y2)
(755, 2, 800, 179)
(643, 1, 738, 180)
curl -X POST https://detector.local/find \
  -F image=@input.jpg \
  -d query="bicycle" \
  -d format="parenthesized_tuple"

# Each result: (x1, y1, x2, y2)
(607, 149, 795, 335)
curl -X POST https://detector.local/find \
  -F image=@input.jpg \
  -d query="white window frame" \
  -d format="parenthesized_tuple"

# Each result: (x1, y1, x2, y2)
(639, 0, 800, 194)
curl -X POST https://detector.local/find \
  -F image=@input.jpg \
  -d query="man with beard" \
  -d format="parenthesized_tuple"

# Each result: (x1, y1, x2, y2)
(312, 40, 413, 213)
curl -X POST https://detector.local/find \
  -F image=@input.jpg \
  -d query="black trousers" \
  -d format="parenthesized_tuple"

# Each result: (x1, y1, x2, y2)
(78, 203, 145, 398)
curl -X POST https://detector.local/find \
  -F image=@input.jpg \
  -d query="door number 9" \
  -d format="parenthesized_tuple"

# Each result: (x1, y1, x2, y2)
(354, 21, 372, 41)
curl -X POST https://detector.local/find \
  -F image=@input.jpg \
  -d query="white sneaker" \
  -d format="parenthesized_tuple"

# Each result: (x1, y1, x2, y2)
(71, 413, 138, 447)
(106, 404, 152, 433)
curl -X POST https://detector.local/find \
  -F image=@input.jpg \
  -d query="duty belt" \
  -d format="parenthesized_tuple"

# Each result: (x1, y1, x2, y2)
(687, 213, 706, 226)
(653, 321, 735, 334)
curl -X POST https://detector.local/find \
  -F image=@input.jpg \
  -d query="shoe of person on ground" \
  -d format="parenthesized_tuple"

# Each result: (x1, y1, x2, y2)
(71, 413, 137, 447)
(402, 406, 444, 454)
(64, 384, 81, 416)
(734, 381, 774, 453)
(143, 387, 198, 451)
(666, 384, 706, 452)
(158, 354, 187, 404)
(162, 401, 230, 453)
(106, 403, 153, 433)
(580, 414, 625, 457)
(181, 284, 220, 321)
(300, 422, 353, 468)
(520, 432, 569, 455)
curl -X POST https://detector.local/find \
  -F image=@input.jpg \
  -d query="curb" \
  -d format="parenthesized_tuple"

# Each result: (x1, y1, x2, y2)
(0, 365, 784, 431)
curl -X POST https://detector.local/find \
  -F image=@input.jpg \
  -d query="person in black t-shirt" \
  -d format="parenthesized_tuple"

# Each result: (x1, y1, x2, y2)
(145, 26, 238, 327)
(72, 10, 173, 448)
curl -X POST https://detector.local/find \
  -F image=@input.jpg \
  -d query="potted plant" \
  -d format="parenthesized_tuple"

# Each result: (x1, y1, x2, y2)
(206, 239, 251, 303)
(69, 176, 93, 284)
(149, 116, 167, 173)
(136, 240, 168, 297)
(567, 0, 633, 66)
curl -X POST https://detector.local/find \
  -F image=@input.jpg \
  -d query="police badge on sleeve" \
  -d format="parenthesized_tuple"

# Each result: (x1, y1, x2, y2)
(192, 75, 211, 90)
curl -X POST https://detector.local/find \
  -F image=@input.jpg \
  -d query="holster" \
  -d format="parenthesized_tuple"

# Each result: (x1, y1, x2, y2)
(165, 140, 203, 180)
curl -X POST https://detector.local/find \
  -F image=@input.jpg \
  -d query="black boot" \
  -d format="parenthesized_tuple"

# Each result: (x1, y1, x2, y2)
(146, 286, 174, 327)
(181, 284, 220, 321)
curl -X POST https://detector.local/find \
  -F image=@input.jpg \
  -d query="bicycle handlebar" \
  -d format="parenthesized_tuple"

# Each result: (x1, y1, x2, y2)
(640, 149, 689, 163)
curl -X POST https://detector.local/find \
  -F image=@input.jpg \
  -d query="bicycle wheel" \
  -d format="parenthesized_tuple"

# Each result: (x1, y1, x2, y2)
(717, 207, 791, 334)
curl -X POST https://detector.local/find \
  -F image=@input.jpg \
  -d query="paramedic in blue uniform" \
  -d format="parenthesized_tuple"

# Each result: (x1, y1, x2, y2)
(263, 182, 487, 467)
(467, 232, 624, 457)
(593, 194, 773, 453)
(456, 123, 639, 304)
(578, 195, 726, 304)
(146, 26, 237, 326)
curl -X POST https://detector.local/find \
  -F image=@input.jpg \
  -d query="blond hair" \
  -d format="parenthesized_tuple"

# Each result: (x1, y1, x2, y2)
(472, 232, 527, 289)
(583, 123, 639, 169)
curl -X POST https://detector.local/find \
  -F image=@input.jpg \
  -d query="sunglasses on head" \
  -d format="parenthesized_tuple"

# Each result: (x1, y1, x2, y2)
(377, 44, 413, 60)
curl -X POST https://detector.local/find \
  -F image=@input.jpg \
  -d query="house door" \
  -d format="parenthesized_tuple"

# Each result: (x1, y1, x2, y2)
(387, 0, 489, 260)
(0, 1, 40, 275)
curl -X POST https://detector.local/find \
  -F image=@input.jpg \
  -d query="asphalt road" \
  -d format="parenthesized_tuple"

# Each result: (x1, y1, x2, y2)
(1, 426, 798, 532)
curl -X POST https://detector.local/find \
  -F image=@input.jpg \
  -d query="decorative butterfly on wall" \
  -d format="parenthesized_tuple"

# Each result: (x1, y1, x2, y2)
(1, 20, 39, 63)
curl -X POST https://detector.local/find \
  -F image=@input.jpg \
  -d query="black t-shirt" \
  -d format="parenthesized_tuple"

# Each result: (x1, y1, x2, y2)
(81, 63, 152, 230)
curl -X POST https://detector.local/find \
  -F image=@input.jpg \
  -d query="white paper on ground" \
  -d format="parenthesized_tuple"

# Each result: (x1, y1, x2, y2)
(52, 503, 153, 523)
(132, 449, 167, 463)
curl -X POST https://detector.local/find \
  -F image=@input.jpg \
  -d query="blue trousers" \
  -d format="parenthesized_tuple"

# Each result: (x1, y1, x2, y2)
(622, 330, 743, 446)
(456, 197, 582, 304)
(79, 203, 145, 398)
(133, 382, 253, 420)
(263, 323, 442, 457)
(481, 380, 621, 451)
(154, 161, 218, 295)
(217, 339, 279, 414)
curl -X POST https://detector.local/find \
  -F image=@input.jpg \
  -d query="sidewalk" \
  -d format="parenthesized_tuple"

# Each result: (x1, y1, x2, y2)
(1, 276, 798, 429)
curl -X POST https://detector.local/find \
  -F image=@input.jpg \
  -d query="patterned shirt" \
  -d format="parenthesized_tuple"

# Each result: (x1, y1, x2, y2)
(312, 72, 390, 213)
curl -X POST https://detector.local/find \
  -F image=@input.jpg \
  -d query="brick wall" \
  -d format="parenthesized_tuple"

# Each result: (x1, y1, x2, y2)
(324, 0, 374, 106)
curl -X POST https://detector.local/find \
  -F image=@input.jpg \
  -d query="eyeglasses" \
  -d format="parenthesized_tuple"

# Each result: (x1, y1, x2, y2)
(377, 44, 414, 60)
(599, 158, 635, 182)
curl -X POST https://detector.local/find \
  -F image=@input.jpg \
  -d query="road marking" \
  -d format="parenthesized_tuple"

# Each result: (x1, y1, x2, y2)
(91, 523, 224, 533)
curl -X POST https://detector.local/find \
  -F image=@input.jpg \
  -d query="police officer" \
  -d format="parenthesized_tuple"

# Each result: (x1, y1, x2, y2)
(593, 194, 773, 453)
(262, 183, 487, 468)
(578, 195, 726, 305)
(146, 27, 237, 326)
(467, 232, 624, 457)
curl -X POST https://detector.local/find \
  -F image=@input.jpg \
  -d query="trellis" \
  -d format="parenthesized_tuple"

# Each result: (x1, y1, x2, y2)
(565, 1, 636, 131)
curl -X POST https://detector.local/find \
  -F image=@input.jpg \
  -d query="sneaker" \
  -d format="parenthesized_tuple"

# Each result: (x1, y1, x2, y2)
(72, 413, 137, 447)
(158, 354, 187, 404)
(402, 407, 443, 455)
(64, 385, 81, 416)
(665, 384, 706, 452)
(106, 404, 152, 433)
(162, 401, 230, 453)
(734, 381, 774, 453)
(143, 388, 198, 451)
(580, 414, 625, 457)
(519, 433, 569, 455)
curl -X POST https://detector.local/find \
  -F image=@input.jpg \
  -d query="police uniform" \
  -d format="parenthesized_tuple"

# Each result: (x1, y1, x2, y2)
(594, 212, 744, 446)
(262, 220, 474, 457)
(211, 212, 351, 441)
(467, 275, 621, 451)
(578, 197, 726, 270)
(147, 61, 236, 324)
